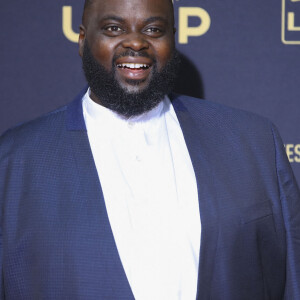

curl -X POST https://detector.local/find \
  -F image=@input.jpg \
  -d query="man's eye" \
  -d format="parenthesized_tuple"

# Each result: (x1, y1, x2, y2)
(106, 26, 123, 32)
(145, 28, 161, 33)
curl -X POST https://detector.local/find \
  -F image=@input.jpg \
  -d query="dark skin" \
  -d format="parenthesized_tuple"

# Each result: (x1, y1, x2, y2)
(79, 0, 176, 103)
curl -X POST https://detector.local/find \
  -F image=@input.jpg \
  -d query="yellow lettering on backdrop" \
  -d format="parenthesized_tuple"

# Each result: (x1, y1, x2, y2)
(286, 144, 294, 162)
(288, 12, 300, 31)
(285, 144, 300, 163)
(179, 7, 211, 44)
(295, 144, 300, 162)
(62, 6, 79, 43)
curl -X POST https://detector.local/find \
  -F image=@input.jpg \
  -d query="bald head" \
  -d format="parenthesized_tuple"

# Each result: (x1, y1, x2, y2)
(82, 0, 174, 26)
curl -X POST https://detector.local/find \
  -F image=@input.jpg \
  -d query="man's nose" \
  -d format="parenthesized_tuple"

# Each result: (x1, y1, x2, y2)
(121, 33, 149, 51)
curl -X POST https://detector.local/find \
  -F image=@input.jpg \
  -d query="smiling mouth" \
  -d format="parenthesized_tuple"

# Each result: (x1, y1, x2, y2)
(117, 63, 151, 70)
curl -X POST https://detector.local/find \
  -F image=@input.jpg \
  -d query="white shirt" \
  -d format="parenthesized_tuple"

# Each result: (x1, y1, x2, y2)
(83, 90, 201, 300)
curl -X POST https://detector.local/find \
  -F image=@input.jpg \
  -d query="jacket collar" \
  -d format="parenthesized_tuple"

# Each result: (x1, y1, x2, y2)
(66, 87, 88, 131)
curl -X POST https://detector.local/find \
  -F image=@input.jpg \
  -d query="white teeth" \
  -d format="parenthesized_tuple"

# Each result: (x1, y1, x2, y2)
(117, 63, 149, 69)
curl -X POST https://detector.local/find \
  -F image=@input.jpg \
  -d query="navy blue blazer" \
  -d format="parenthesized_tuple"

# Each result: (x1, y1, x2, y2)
(0, 90, 299, 299)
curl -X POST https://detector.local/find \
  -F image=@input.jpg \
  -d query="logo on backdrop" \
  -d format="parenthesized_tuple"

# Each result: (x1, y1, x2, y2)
(285, 144, 300, 163)
(62, 4, 211, 45)
(282, 0, 300, 45)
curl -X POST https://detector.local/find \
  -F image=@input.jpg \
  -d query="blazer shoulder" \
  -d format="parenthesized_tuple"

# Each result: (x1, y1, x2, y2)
(0, 105, 68, 157)
(170, 93, 274, 132)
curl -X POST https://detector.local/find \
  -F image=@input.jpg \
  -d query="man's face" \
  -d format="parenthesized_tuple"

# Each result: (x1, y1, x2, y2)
(79, 0, 176, 95)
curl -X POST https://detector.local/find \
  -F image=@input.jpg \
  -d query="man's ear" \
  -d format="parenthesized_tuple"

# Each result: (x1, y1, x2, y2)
(78, 25, 86, 57)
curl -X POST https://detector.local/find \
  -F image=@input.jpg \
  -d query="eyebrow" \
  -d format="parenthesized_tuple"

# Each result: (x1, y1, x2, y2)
(100, 15, 125, 23)
(100, 15, 168, 24)
(145, 16, 169, 24)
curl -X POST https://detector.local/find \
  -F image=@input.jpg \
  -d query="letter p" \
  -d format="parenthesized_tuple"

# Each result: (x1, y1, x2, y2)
(179, 7, 211, 44)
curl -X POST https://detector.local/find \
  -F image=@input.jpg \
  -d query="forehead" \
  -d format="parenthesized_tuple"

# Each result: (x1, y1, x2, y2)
(85, 0, 174, 26)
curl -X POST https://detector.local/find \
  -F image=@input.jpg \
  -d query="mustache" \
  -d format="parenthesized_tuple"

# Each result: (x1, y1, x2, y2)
(113, 50, 156, 62)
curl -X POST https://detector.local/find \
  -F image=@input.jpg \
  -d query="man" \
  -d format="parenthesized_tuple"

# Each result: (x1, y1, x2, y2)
(0, 0, 299, 299)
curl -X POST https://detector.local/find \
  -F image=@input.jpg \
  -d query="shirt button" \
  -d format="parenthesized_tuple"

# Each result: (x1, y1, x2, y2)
(128, 122, 134, 129)
(135, 155, 141, 162)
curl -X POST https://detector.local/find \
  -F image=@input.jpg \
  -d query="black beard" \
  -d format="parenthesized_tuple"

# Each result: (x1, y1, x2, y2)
(82, 41, 180, 118)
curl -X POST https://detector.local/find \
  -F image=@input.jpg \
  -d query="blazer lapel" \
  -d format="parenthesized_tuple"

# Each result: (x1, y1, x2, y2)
(65, 91, 135, 299)
(171, 94, 220, 299)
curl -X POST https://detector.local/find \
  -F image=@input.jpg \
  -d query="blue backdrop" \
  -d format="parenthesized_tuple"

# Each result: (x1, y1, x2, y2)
(1, 0, 299, 184)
